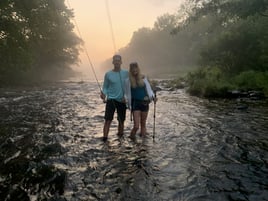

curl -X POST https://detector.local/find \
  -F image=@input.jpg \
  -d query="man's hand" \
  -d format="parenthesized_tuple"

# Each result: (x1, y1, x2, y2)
(100, 92, 106, 100)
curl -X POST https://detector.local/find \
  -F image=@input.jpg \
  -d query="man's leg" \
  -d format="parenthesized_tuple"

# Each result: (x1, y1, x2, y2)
(103, 100, 115, 141)
(103, 120, 112, 141)
(118, 120, 124, 136)
(117, 101, 126, 136)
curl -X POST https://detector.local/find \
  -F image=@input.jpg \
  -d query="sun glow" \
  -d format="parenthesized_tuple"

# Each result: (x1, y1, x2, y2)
(67, 0, 183, 79)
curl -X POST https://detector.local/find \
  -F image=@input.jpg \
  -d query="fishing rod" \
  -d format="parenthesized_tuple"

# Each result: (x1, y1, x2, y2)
(105, 0, 126, 103)
(153, 90, 157, 140)
(105, 0, 117, 54)
(66, 0, 102, 92)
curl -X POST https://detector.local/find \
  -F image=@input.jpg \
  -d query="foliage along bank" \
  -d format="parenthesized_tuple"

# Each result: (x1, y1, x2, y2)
(180, 0, 268, 99)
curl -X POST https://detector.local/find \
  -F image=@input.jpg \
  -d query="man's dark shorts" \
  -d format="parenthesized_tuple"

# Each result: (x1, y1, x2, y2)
(105, 99, 126, 122)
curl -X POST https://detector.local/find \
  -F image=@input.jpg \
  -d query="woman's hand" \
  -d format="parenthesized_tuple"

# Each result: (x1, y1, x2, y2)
(122, 97, 127, 103)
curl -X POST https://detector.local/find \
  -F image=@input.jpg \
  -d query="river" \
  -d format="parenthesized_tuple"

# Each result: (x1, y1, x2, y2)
(0, 81, 267, 201)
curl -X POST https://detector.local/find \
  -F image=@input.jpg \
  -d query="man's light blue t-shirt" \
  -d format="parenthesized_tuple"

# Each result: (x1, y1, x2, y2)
(102, 69, 128, 102)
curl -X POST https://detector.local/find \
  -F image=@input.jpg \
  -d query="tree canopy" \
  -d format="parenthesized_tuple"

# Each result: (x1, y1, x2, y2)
(2, 0, 268, 94)
(99, 0, 267, 79)
(182, 0, 268, 97)
(97, 0, 268, 96)
(182, 0, 268, 74)
(0, 0, 81, 85)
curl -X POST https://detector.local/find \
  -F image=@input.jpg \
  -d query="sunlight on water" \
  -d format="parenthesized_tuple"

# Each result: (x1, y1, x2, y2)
(0, 81, 267, 200)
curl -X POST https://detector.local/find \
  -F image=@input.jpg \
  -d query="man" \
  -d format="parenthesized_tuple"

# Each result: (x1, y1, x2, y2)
(100, 55, 129, 141)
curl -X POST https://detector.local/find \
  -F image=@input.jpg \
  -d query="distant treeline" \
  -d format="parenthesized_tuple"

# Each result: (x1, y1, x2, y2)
(0, 0, 81, 86)
(183, 0, 268, 97)
(100, 0, 268, 97)
(1, 0, 268, 96)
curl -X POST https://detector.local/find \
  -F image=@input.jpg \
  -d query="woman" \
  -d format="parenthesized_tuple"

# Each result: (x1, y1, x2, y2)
(124, 62, 155, 138)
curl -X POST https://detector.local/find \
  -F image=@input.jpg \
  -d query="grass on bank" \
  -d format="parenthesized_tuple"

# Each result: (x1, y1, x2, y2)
(167, 67, 268, 98)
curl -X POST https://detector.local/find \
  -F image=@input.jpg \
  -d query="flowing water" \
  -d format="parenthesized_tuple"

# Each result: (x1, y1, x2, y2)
(0, 81, 267, 201)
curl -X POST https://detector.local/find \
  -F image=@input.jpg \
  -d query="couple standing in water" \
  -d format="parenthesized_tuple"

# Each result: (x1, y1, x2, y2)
(100, 55, 156, 142)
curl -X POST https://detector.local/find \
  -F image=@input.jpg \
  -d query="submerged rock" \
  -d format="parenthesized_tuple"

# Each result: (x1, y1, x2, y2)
(225, 90, 266, 100)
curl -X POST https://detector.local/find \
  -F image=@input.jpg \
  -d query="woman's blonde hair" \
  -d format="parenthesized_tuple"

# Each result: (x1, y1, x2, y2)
(129, 62, 144, 88)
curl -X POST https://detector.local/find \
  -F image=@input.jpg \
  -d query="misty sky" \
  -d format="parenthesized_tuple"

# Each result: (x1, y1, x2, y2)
(67, 0, 184, 77)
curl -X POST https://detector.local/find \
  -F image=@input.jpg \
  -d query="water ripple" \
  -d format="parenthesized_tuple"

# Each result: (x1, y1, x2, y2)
(0, 82, 267, 200)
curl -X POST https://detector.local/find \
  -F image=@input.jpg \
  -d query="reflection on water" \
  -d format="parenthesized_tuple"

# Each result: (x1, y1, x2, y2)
(0, 81, 267, 201)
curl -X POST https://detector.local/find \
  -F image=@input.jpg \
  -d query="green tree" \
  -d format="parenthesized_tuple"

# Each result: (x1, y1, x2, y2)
(0, 0, 81, 85)
(181, 0, 268, 74)
(186, 0, 268, 22)
(154, 13, 178, 32)
(0, 0, 32, 77)
(182, 0, 268, 97)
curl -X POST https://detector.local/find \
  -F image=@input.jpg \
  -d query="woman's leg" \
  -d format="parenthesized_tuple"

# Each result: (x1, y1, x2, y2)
(130, 110, 141, 137)
(140, 111, 148, 136)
